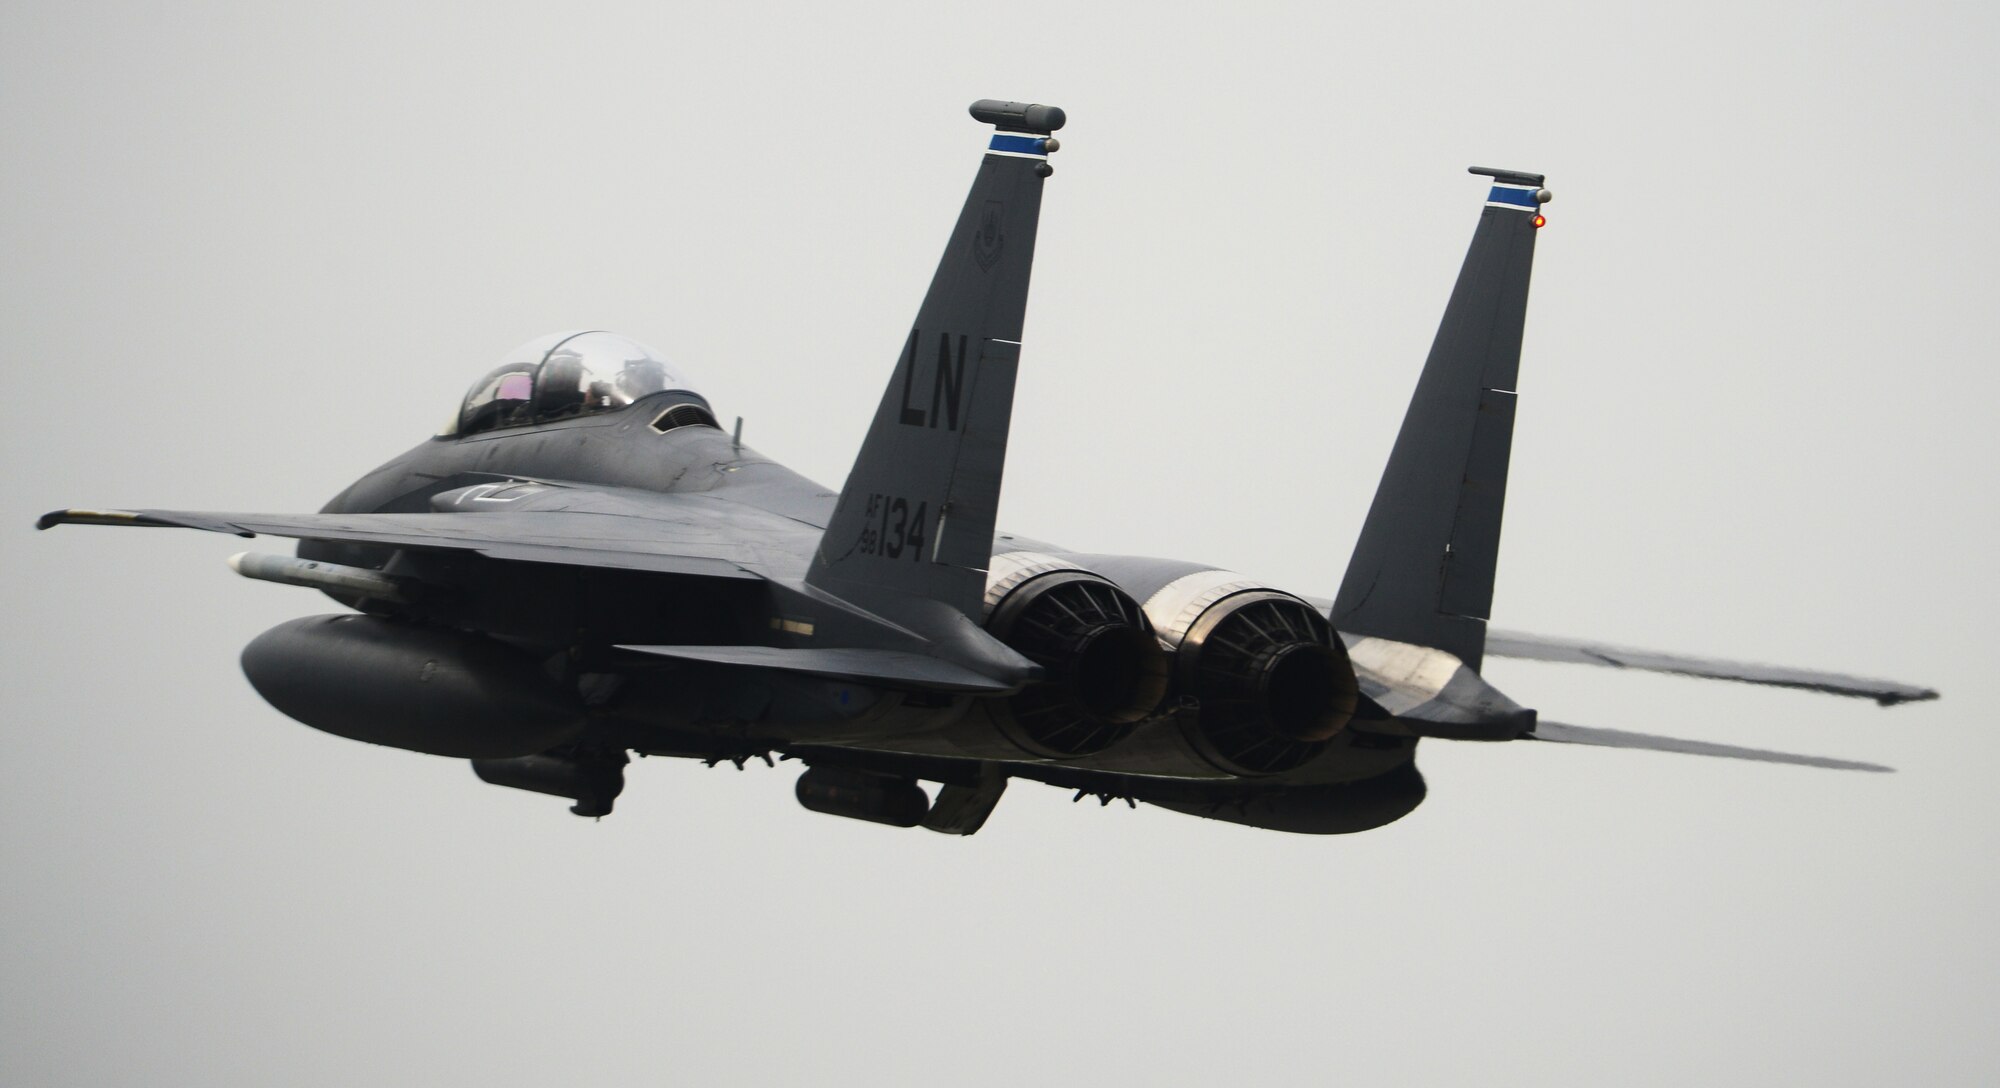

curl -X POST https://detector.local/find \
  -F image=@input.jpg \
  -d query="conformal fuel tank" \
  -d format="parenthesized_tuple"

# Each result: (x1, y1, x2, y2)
(241, 614, 584, 758)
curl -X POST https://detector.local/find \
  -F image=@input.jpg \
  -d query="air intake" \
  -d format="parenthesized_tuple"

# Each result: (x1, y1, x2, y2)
(650, 404, 720, 433)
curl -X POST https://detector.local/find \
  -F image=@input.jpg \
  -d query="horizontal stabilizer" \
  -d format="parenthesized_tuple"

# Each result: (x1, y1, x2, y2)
(616, 644, 1027, 693)
(1484, 629, 1938, 706)
(1529, 721, 1892, 772)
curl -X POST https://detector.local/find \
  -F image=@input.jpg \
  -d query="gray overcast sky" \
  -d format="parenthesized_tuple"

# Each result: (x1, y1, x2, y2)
(5, 2, 1994, 1084)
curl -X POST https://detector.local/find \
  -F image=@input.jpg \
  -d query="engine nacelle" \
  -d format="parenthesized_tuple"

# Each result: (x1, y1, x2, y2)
(1147, 569, 1360, 774)
(1060, 558, 1362, 776)
(241, 614, 585, 758)
(975, 552, 1170, 757)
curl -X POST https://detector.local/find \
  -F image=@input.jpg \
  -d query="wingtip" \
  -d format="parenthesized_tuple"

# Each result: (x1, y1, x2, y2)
(37, 508, 139, 530)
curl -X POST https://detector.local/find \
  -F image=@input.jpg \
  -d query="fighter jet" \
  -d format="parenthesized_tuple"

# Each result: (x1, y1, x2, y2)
(38, 100, 1936, 835)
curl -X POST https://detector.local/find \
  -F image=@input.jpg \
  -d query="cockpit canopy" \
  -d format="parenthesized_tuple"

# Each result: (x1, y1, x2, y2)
(444, 331, 706, 437)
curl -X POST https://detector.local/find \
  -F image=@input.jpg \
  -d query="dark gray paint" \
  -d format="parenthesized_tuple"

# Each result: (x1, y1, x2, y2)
(240, 614, 584, 758)
(805, 141, 1044, 627)
(1332, 176, 1541, 671)
(35, 105, 1934, 835)
(616, 644, 1018, 693)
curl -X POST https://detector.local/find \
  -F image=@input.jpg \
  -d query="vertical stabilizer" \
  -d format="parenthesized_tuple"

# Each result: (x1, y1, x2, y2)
(1331, 168, 1548, 672)
(807, 101, 1063, 628)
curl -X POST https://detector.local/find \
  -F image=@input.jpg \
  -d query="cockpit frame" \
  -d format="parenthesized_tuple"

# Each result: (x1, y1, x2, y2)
(442, 331, 704, 439)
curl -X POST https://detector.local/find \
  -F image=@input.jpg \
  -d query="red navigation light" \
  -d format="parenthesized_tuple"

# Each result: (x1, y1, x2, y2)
(1531, 214, 1547, 228)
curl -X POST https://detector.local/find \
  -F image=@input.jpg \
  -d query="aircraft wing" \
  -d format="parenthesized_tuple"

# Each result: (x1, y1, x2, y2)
(35, 506, 770, 580)
(1482, 628, 1938, 706)
(1526, 721, 1893, 772)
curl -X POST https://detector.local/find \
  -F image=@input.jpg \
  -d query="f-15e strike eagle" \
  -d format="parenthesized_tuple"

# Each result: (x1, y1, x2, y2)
(39, 100, 1936, 834)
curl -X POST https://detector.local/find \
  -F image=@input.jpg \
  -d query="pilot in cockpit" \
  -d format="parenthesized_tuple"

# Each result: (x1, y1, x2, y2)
(447, 331, 703, 438)
(614, 357, 671, 403)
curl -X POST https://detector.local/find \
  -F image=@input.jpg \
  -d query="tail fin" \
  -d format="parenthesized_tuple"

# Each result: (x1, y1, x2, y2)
(806, 100, 1063, 624)
(1331, 167, 1549, 672)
